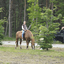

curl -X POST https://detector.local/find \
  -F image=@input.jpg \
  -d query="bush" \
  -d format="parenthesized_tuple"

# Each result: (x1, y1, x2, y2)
(38, 36, 52, 50)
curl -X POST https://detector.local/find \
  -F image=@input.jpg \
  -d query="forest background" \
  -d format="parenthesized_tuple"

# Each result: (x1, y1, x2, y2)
(0, 0, 64, 37)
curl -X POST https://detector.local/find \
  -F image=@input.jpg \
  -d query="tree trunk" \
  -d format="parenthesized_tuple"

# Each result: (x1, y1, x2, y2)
(51, 0, 53, 22)
(51, 0, 53, 13)
(24, 0, 26, 21)
(46, 0, 47, 8)
(9, 0, 12, 37)
(5, 16, 9, 36)
(36, 0, 38, 25)
(14, 8, 16, 32)
(46, 48, 48, 51)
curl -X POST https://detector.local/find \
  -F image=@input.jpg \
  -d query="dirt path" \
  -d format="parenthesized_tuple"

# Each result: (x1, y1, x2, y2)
(2, 41, 64, 48)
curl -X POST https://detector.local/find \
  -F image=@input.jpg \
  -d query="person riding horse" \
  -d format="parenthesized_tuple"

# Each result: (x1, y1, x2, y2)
(22, 21, 27, 40)
(15, 21, 35, 49)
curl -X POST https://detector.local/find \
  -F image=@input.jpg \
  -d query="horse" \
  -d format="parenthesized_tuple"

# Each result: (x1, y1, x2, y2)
(15, 30, 35, 50)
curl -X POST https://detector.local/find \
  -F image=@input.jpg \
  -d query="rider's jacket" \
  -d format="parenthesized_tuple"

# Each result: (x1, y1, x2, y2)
(22, 24, 27, 30)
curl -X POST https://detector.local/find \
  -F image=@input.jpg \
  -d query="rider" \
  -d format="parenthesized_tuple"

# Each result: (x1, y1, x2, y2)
(22, 21, 27, 40)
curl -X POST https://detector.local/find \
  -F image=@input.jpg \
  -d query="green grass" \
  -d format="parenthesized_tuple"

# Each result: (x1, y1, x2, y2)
(0, 46, 64, 57)
(52, 41, 63, 44)
(0, 46, 64, 64)
(2, 36, 16, 41)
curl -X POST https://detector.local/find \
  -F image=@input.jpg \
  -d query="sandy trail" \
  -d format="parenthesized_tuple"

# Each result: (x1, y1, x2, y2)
(2, 41, 64, 48)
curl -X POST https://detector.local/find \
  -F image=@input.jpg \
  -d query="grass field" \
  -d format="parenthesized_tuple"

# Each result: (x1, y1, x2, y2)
(0, 45, 64, 64)
(2, 36, 16, 41)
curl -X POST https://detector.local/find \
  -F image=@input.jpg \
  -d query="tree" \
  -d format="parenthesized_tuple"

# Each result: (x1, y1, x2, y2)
(9, 0, 12, 37)
(0, 19, 4, 45)
(0, 8, 6, 45)
(27, 0, 42, 41)
(52, 0, 64, 27)
(24, 0, 26, 21)
(0, 0, 63, 37)
(53, 0, 64, 16)
(38, 8, 60, 50)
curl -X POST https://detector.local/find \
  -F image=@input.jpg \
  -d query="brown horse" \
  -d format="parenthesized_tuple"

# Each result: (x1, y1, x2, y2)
(15, 30, 35, 49)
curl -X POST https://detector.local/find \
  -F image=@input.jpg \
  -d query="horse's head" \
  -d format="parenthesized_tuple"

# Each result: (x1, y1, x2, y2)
(25, 30, 35, 49)
(31, 39, 35, 50)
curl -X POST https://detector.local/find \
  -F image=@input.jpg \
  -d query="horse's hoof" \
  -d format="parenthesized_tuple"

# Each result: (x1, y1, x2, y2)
(15, 47, 16, 49)
(26, 48, 28, 50)
(32, 48, 35, 50)
(20, 47, 22, 49)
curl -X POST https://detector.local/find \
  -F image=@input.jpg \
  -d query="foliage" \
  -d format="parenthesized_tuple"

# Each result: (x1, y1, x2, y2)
(38, 8, 60, 50)
(52, 0, 64, 27)
(0, 0, 64, 37)
(0, 19, 4, 45)
(27, 0, 42, 27)
(53, 0, 64, 17)
(0, 0, 63, 37)
(53, 41, 62, 44)
(27, 0, 62, 50)
(0, 8, 7, 45)
(62, 17, 64, 24)
(2, 36, 16, 41)
(27, 0, 42, 42)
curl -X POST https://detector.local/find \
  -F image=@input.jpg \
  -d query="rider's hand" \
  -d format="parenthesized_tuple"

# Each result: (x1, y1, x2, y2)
(24, 30, 26, 31)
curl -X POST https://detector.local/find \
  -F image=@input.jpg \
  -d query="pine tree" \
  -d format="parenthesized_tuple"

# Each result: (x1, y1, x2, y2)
(38, 8, 60, 50)
(0, 8, 7, 45)
(27, 0, 42, 41)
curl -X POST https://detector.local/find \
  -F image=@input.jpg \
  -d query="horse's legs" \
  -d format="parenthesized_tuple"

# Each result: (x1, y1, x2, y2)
(31, 43, 35, 50)
(27, 42, 29, 49)
(31, 39, 35, 50)
(15, 38, 18, 49)
(20, 39, 22, 49)
(26, 40, 30, 49)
